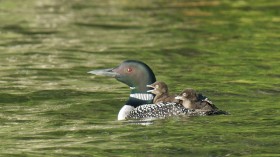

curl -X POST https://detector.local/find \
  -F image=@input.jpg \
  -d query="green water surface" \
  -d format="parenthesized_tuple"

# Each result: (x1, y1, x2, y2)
(0, 0, 279, 156)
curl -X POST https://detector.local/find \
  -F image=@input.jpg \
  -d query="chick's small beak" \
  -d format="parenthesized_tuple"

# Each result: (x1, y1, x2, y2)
(146, 84, 154, 88)
(175, 96, 183, 100)
(146, 84, 155, 93)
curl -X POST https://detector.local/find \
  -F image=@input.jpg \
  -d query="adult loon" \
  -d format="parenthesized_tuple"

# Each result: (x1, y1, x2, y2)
(88, 60, 227, 120)
(146, 81, 178, 104)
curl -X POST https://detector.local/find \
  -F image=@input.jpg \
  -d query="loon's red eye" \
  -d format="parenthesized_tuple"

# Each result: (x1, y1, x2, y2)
(127, 68, 133, 72)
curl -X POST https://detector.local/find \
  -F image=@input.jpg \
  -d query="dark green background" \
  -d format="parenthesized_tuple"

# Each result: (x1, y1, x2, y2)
(0, 0, 279, 156)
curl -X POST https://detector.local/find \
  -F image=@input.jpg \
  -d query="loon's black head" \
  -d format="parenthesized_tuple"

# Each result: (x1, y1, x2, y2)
(88, 60, 156, 93)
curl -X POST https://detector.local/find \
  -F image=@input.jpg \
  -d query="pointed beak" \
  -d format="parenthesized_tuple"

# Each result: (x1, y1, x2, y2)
(146, 84, 155, 93)
(175, 96, 183, 100)
(88, 68, 119, 77)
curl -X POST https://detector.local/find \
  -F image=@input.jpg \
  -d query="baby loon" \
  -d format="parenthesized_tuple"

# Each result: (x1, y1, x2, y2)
(146, 81, 178, 104)
(88, 60, 227, 120)
(175, 88, 228, 115)
(175, 88, 217, 110)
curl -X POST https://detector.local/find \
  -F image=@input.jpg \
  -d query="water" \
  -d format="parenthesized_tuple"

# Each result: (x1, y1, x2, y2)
(0, 0, 279, 156)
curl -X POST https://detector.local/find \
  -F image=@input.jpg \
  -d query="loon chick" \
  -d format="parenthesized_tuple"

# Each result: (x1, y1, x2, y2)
(175, 88, 218, 111)
(146, 81, 179, 104)
(88, 60, 227, 120)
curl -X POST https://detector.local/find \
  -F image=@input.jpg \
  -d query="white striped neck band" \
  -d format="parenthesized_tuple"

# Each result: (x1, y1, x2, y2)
(129, 93, 154, 101)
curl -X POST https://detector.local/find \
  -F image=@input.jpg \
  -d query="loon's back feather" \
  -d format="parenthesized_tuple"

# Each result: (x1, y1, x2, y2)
(126, 103, 186, 120)
(125, 103, 228, 120)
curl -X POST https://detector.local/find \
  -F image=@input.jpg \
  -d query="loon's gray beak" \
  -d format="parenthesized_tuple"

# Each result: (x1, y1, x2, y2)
(88, 68, 119, 77)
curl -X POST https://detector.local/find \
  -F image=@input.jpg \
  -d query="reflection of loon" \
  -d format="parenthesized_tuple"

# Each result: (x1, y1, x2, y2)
(88, 60, 227, 120)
